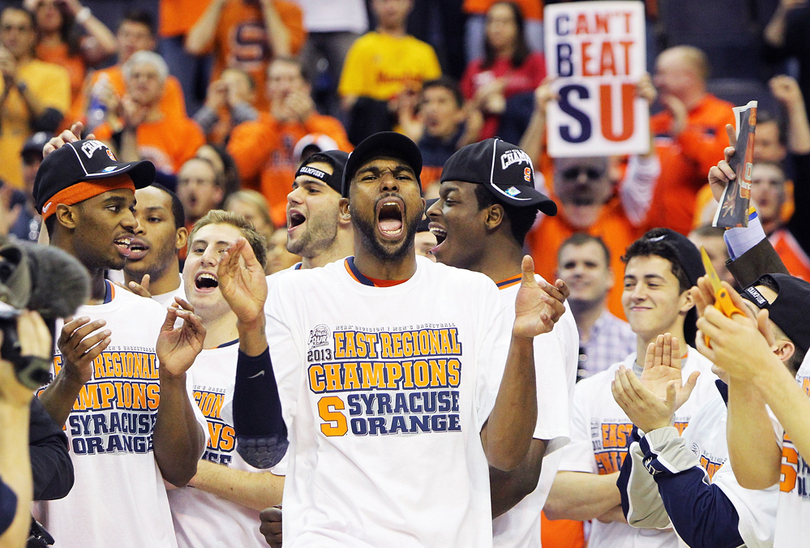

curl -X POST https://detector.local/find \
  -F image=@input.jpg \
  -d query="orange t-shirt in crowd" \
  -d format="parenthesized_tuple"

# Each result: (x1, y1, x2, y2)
(771, 228, 810, 282)
(463, 0, 542, 19)
(648, 94, 735, 235)
(94, 114, 205, 175)
(159, 0, 214, 38)
(62, 65, 187, 131)
(527, 197, 645, 320)
(36, 42, 86, 102)
(541, 513, 585, 548)
(227, 112, 351, 226)
(209, 0, 305, 111)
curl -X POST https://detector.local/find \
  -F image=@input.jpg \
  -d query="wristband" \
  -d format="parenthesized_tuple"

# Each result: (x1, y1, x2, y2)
(75, 7, 91, 25)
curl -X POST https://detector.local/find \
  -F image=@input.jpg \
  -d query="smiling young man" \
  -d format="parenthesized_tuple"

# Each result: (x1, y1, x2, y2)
(427, 138, 579, 548)
(31, 139, 207, 548)
(167, 210, 287, 548)
(545, 228, 719, 548)
(235, 131, 568, 547)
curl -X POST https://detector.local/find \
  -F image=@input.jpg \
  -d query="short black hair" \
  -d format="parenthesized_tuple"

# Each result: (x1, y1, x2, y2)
(558, 232, 611, 265)
(150, 183, 185, 230)
(757, 110, 787, 147)
(473, 184, 538, 246)
(422, 77, 464, 108)
(120, 9, 155, 36)
(622, 228, 691, 293)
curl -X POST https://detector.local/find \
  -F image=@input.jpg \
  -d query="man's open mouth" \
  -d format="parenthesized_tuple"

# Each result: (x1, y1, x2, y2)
(429, 224, 447, 246)
(288, 210, 306, 229)
(126, 238, 150, 260)
(195, 272, 219, 290)
(377, 199, 404, 239)
(114, 237, 132, 257)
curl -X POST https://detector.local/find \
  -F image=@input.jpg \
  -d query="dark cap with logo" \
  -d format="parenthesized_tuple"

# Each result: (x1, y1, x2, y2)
(341, 132, 422, 197)
(441, 138, 557, 216)
(296, 150, 349, 194)
(33, 139, 155, 216)
(743, 273, 810, 356)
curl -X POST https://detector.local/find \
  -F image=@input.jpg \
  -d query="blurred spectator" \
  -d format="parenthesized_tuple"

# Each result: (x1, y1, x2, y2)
(408, 0, 466, 80)
(415, 197, 437, 260)
(688, 225, 735, 287)
(763, 0, 810, 112)
(227, 56, 350, 226)
(463, 0, 542, 63)
(693, 75, 810, 228)
(196, 142, 241, 198)
(177, 156, 225, 229)
(194, 67, 258, 145)
(750, 161, 810, 280)
(292, 133, 339, 164)
(265, 225, 300, 274)
(66, 10, 187, 134)
(224, 189, 277, 274)
(521, 78, 660, 319)
(398, 76, 482, 192)
(224, 189, 275, 249)
(460, 1, 545, 142)
(338, 0, 442, 144)
(648, 45, 735, 235)
(295, 0, 368, 115)
(29, 0, 116, 103)
(0, 6, 70, 189)
(556, 233, 635, 380)
(158, 0, 215, 115)
(93, 51, 206, 182)
(0, 131, 47, 242)
(185, 0, 305, 112)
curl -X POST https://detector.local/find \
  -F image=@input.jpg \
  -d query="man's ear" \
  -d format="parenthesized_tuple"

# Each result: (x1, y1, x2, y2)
(339, 198, 351, 222)
(54, 203, 77, 230)
(485, 203, 505, 230)
(175, 226, 189, 251)
(773, 338, 796, 365)
(679, 287, 695, 314)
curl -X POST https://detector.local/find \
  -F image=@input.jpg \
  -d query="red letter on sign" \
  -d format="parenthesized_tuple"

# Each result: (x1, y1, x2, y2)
(600, 83, 635, 141)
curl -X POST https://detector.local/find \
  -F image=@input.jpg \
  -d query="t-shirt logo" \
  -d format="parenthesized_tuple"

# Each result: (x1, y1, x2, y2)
(309, 324, 330, 349)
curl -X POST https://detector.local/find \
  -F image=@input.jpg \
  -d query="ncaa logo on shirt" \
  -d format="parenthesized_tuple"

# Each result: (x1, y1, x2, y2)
(308, 324, 330, 349)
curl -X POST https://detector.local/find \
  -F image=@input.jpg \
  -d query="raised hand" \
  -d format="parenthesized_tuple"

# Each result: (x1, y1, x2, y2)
(217, 237, 267, 325)
(639, 334, 700, 412)
(612, 363, 675, 433)
(43, 122, 95, 157)
(57, 316, 111, 385)
(513, 255, 567, 339)
(156, 298, 205, 378)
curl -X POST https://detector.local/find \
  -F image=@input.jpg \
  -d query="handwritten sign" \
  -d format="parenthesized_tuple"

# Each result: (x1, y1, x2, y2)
(544, 2, 648, 157)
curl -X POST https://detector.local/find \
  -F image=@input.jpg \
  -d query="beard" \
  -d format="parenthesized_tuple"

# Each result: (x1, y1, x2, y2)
(286, 211, 338, 258)
(350, 199, 421, 263)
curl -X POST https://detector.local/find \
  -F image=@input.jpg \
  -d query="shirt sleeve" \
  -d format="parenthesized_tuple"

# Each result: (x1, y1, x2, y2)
(635, 427, 745, 548)
(337, 38, 368, 97)
(0, 477, 16, 536)
(29, 397, 74, 501)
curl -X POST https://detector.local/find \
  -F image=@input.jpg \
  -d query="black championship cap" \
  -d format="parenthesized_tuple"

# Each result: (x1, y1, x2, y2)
(296, 150, 349, 194)
(743, 273, 810, 355)
(33, 139, 155, 219)
(21, 131, 49, 159)
(642, 228, 705, 287)
(441, 138, 557, 216)
(341, 132, 422, 197)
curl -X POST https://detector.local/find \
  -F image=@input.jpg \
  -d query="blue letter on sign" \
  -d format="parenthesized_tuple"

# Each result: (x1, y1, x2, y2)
(558, 84, 591, 143)
(557, 43, 574, 77)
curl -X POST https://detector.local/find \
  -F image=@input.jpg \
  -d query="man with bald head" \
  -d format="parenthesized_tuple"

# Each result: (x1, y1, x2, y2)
(649, 45, 735, 235)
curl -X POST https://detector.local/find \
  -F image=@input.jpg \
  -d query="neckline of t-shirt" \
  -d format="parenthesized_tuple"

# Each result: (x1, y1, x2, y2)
(343, 257, 412, 288)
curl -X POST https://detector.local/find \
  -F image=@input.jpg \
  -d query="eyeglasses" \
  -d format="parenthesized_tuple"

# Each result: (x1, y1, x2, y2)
(560, 167, 605, 180)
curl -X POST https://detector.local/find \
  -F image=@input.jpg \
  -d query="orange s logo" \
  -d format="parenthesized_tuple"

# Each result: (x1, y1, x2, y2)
(524, 167, 532, 182)
(318, 396, 348, 436)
